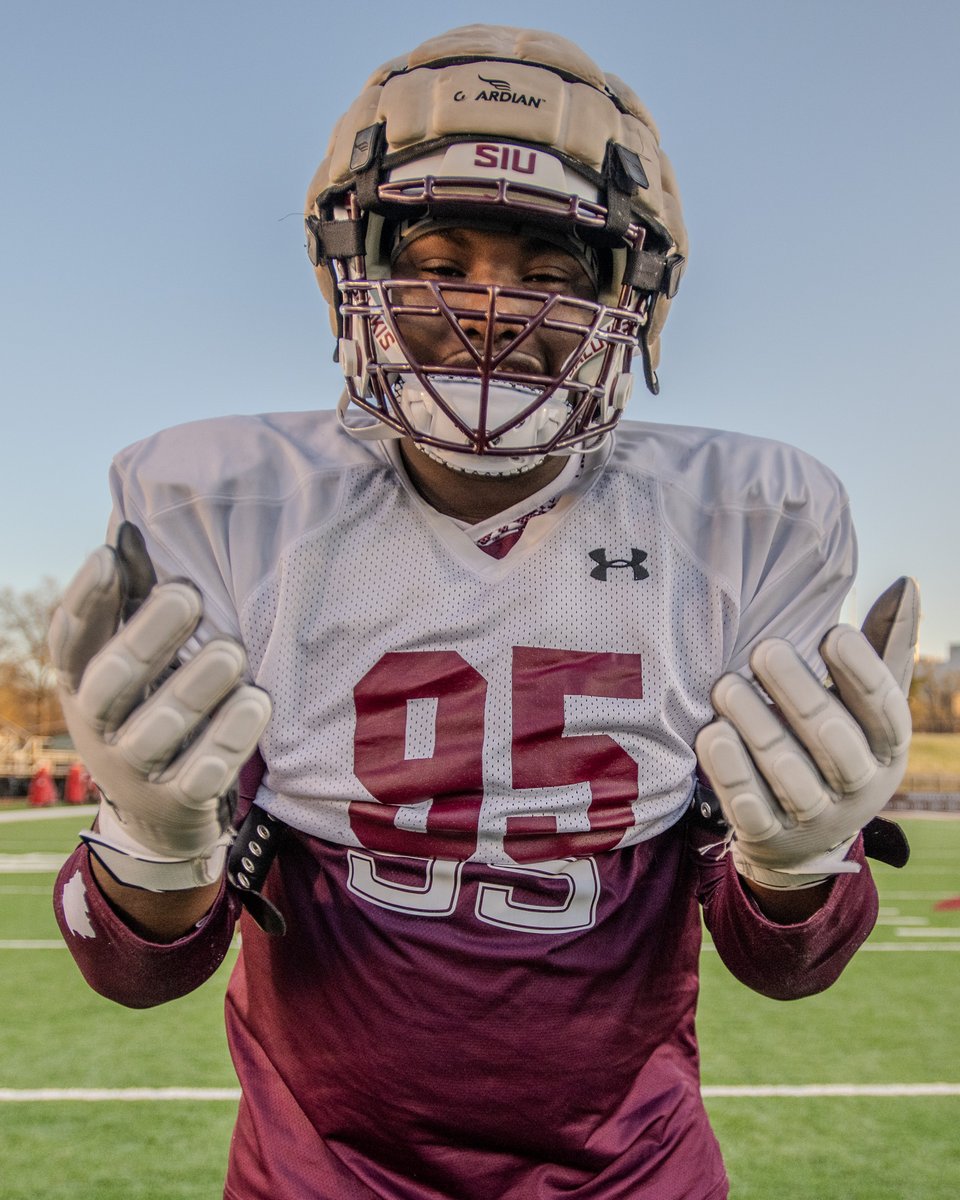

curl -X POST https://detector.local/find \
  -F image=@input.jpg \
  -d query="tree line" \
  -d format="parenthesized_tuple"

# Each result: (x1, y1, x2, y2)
(908, 658, 960, 734)
(0, 580, 65, 736)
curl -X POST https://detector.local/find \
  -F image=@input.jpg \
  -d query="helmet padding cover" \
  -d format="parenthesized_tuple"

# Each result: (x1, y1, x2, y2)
(305, 24, 687, 372)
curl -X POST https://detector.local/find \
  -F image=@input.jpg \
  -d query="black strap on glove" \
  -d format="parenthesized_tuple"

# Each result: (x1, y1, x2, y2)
(688, 782, 910, 868)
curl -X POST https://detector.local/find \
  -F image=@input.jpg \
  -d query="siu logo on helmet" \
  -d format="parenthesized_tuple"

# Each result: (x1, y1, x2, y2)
(588, 549, 649, 581)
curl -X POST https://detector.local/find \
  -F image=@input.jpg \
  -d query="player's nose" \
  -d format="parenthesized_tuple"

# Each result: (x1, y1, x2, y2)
(453, 284, 538, 347)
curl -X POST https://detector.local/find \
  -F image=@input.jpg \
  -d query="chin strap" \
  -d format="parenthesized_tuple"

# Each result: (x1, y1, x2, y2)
(336, 389, 403, 441)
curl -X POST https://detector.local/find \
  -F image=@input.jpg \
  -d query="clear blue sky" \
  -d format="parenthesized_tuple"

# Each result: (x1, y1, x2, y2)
(2, 0, 957, 657)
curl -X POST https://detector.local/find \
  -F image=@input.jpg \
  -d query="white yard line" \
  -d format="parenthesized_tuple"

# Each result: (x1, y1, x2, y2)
(701, 1084, 960, 1098)
(0, 853, 70, 873)
(883, 892, 960, 900)
(700, 941, 960, 952)
(896, 926, 960, 937)
(858, 943, 960, 951)
(0, 806, 96, 823)
(883, 865, 958, 875)
(0, 940, 67, 950)
(0, 1088, 242, 1101)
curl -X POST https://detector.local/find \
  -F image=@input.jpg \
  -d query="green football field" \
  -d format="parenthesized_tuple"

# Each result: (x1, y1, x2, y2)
(1, 810, 958, 1199)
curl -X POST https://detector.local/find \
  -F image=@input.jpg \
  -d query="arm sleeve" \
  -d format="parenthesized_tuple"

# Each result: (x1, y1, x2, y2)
(105, 466, 242, 648)
(53, 845, 241, 1009)
(656, 432, 857, 677)
(103, 413, 355, 653)
(692, 826, 878, 1000)
(727, 496, 855, 675)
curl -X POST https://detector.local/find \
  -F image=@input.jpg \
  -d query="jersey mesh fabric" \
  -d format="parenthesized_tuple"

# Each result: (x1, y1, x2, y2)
(237, 459, 721, 860)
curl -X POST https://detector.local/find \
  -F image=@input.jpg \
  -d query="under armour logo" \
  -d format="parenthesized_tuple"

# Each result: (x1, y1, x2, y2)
(588, 548, 649, 581)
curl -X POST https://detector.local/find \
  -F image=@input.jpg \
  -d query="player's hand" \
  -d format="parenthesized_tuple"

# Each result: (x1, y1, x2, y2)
(48, 526, 272, 890)
(694, 577, 919, 889)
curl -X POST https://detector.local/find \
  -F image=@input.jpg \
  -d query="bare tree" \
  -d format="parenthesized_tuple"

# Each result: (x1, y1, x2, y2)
(0, 579, 65, 735)
(909, 659, 960, 734)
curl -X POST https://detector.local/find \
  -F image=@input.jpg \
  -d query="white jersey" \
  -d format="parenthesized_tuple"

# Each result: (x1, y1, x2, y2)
(107, 410, 855, 866)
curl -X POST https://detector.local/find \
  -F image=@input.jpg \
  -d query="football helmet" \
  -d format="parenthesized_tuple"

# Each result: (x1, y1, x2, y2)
(305, 25, 688, 474)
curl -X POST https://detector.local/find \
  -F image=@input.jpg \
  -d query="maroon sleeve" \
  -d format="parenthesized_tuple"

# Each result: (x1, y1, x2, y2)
(53, 844, 241, 1009)
(694, 829, 879, 1000)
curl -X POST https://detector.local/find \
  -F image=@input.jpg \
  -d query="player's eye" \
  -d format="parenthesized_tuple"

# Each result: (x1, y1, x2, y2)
(522, 258, 595, 299)
(420, 261, 466, 278)
(523, 270, 569, 287)
(393, 256, 466, 281)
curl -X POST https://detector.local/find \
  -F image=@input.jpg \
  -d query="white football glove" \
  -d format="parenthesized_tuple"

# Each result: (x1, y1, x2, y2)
(49, 527, 272, 891)
(694, 577, 918, 890)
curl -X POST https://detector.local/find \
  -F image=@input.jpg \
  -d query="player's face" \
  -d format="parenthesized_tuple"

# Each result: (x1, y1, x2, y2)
(389, 227, 598, 377)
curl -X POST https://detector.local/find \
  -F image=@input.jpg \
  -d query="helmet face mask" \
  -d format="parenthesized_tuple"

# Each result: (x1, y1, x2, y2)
(335, 200, 648, 474)
(306, 27, 687, 474)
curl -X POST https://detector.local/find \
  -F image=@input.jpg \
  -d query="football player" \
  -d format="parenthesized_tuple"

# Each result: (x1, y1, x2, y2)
(51, 24, 917, 1200)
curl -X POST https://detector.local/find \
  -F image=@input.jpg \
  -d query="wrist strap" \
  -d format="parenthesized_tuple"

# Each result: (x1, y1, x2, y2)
(82, 830, 230, 891)
(733, 834, 860, 891)
(82, 802, 230, 891)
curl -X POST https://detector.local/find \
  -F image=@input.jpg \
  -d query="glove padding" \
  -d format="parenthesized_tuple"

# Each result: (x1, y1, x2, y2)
(694, 577, 918, 889)
(49, 532, 272, 889)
